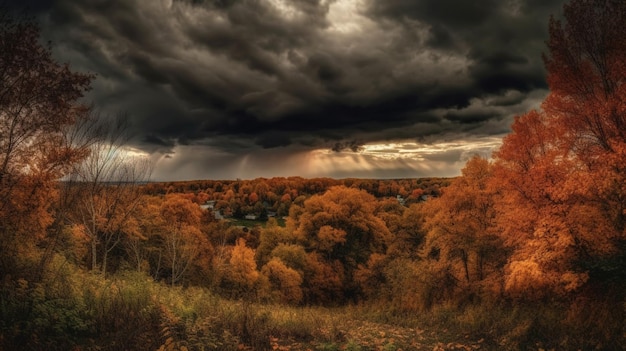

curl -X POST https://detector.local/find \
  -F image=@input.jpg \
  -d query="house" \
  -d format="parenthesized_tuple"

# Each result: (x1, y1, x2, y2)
(200, 200, 216, 210)
(396, 194, 406, 206)
(245, 214, 257, 220)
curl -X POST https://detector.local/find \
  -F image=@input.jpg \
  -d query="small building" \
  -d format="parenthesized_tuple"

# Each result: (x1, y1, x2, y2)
(396, 195, 406, 206)
(200, 200, 216, 210)
(245, 214, 257, 220)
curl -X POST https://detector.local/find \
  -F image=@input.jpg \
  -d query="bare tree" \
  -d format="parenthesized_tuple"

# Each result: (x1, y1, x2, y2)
(66, 113, 151, 275)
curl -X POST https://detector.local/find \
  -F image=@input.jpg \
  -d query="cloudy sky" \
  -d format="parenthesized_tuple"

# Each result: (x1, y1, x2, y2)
(10, 0, 566, 180)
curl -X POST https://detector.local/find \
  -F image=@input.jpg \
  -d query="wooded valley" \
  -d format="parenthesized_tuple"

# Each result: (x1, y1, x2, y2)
(1, 0, 625, 350)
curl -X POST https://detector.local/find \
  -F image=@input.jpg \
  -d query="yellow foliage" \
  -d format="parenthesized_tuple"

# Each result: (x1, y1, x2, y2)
(227, 238, 259, 292)
(505, 260, 550, 299)
(261, 257, 303, 304)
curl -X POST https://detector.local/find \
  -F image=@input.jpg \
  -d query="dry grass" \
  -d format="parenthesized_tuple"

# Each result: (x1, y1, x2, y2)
(2, 266, 622, 350)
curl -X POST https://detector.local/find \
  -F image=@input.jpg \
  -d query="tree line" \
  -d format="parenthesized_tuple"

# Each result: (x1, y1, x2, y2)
(142, 176, 447, 218)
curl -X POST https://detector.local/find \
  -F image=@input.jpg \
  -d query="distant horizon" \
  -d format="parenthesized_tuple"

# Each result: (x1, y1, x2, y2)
(144, 134, 503, 181)
(145, 174, 457, 183)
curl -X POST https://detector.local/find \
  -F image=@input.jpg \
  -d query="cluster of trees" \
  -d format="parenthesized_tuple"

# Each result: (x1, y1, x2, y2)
(418, 0, 626, 341)
(142, 176, 447, 218)
(47, 187, 419, 305)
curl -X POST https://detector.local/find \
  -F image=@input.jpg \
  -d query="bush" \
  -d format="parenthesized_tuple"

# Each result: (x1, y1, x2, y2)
(0, 256, 92, 350)
(82, 271, 162, 350)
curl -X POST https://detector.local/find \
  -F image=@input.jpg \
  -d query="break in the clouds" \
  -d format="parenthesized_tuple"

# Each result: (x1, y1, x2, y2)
(10, 0, 565, 180)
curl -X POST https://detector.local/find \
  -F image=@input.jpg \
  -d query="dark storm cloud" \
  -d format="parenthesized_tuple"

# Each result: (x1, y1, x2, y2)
(3, 0, 52, 13)
(368, 0, 501, 29)
(5, 0, 568, 178)
(444, 109, 500, 124)
(367, 0, 562, 93)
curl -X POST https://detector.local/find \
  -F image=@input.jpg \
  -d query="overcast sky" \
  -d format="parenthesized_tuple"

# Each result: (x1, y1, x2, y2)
(9, 0, 566, 180)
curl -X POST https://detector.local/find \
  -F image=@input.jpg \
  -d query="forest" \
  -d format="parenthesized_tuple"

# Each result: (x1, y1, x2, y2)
(1, 0, 625, 350)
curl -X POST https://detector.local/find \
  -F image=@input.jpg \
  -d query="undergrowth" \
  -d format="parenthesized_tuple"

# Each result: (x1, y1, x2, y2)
(1, 260, 623, 350)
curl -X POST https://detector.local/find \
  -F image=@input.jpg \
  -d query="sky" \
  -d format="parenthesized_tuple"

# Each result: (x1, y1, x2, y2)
(8, 0, 567, 180)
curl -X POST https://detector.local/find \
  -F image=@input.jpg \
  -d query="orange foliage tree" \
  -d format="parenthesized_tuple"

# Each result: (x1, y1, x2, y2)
(422, 156, 504, 299)
(0, 11, 92, 277)
(289, 186, 391, 301)
(159, 194, 209, 286)
(302, 251, 345, 304)
(494, 0, 626, 299)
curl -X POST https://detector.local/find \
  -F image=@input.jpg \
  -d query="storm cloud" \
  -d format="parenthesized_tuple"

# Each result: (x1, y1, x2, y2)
(7, 0, 566, 179)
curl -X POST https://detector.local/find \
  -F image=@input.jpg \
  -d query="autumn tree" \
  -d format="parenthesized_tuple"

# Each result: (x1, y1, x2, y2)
(301, 251, 345, 304)
(543, 0, 626, 274)
(222, 238, 260, 297)
(255, 218, 294, 267)
(422, 156, 504, 300)
(159, 193, 209, 286)
(203, 219, 235, 288)
(544, 0, 626, 154)
(65, 114, 151, 275)
(125, 195, 161, 273)
(492, 109, 585, 298)
(386, 202, 427, 259)
(0, 10, 92, 278)
(494, 0, 626, 301)
(261, 257, 303, 304)
(353, 253, 387, 300)
(289, 186, 391, 300)
(269, 243, 307, 274)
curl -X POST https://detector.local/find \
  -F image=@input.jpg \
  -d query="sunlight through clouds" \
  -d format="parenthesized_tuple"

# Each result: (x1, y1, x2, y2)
(300, 135, 504, 179)
(327, 0, 368, 34)
(148, 135, 504, 181)
(360, 136, 503, 161)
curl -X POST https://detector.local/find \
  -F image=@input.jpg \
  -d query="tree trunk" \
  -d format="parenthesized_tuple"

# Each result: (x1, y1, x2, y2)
(91, 238, 98, 272)
(461, 250, 470, 283)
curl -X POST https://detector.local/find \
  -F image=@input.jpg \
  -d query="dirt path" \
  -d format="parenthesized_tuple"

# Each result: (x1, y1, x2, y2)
(269, 319, 487, 351)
